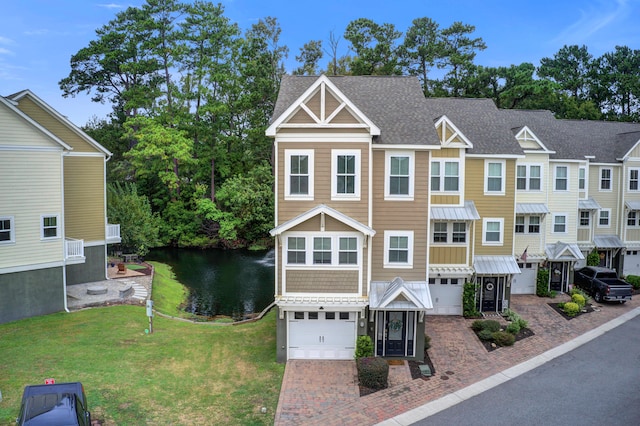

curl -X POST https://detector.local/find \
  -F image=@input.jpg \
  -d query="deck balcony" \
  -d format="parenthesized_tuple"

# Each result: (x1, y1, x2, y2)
(106, 223, 121, 244)
(65, 237, 85, 264)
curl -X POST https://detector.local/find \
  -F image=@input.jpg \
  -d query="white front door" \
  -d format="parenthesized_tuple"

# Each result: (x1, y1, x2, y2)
(288, 311, 356, 359)
(512, 263, 537, 294)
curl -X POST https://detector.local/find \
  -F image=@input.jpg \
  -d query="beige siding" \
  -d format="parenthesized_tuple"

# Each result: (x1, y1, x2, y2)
(577, 228, 591, 242)
(331, 108, 359, 124)
(626, 228, 640, 242)
(630, 144, 640, 158)
(431, 148, 461, 159)
(64, 156, 105, 241)
(325, 91, 341, 116)
(16, 97, 97, 153)
(370, 150, 428, 281)
(466, 158, 516, 255)
(0, 150, 64, 268)
(288, 108, 315, 124)
(589, 164, 619, 236)
(286, 270, 359, 293)
(0, 105, 58, 148)
(278, 128, 369, 134)
(277, 141, 369, 224)
(307, 91, 322, 117)
(429, 246, 467, 264)
(431, 194, 460, 205)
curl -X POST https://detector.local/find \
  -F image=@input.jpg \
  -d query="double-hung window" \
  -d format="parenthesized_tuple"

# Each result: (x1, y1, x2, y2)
(516, 215, 541, 234)
(285, 150, 314, 200)
(433, 223, 448, 243)
(385, 151, 414, 199)
(599, 209, 611, 227)
(528, 216, 540, 233)
(287, 237, 306, 264)
(579, 167, 586, 190)
(313, 237, 332, 264)
(516, 164, 541, 190)
(554, 166, 568, 191)
(332, 150, 360, 199)
(515, 216, 525, 233)
(338, 237, 358, 265)
(432, 222, 466, 243)
(629, 168, 639, 191)
(628, 211, 639, 227)
(431, 160, 459, 192)
(482, 218, 503, 245)
(452, 222, 466, 242)
(579, 211, 590, 227)
(287, 234, 360, 267)
(600, 168, 612, 191)
(41, 214, 59, 239)
(485, 160, 505, 194)
(0, 216, 14, 244)
(384, 231, 413, 268)
(553, 214, 567, 233)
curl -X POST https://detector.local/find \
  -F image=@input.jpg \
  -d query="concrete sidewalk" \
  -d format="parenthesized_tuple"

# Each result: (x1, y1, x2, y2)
(274, 294, 640, 425)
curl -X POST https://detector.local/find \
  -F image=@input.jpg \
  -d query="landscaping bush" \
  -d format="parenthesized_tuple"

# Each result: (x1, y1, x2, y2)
(587, 248, 600, 266)
(355, 335, 374, 359)
(504, 309, 528, 330)
(482, 320, 502, 333)
(570, 286, 591, 304)
(626, 275, 640, 290)
(471, 320, 485, 332)
(356, 357, 389, 390)
(463, 281, 481, 317)
(517, 317, 529, 329)
(563, 302, 580, 317)
(571, 293, 586, 309)
(478, 329, 495, 341)
(505, 322, 521, 335)
(492, 331, 515, 346)
(536, 268, 551, 297)
(424, 335, 431, 351)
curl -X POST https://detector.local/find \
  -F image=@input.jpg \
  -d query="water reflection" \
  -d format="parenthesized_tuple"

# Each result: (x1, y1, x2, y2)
(148, 248, 275, 320)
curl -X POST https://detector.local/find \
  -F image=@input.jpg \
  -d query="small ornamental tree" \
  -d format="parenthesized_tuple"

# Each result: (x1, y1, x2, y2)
(587, 249, 600, 266)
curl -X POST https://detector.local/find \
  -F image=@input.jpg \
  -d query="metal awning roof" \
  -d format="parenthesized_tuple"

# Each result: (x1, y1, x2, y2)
(516, 203, 550, 214)
(431, 200, 480, 221)
(579, 197, 602, 210)
(369, 277, 433, 311)
(473, 255, 521, 275)
(625, 200, 640, 211)
(594, 235, 625, 248)
(545, 242, 585, 261)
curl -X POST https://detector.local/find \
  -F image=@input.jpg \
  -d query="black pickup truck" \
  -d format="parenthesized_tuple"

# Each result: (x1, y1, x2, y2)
(16, 382, 91, 426)
(574, 266, 633, 303)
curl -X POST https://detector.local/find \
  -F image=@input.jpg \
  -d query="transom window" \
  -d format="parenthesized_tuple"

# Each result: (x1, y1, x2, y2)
(483, 218, 503, 245)
(630, 168, 639, 191)
(384, 231, 413, 268)
(553, 214, 567, 233)
(600, 168, 612, 191)
(485, 161, 505, 194)
(555, 166, 568, 191)
(0, 216, 14, 244)
(431, 160, 459, 192)
(285, 150, 314, 199)
(41, 215, 59, 239)
(516, 164, 541, 190)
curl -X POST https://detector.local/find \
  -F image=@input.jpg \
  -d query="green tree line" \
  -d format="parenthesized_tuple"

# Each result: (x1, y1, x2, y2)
(60, 0, 640, 252)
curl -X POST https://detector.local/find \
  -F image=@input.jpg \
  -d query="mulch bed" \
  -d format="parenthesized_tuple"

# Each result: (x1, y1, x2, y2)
(408, 349, 436, 380)
(475, 327, 535, 352)
(548, 303, 595, 320)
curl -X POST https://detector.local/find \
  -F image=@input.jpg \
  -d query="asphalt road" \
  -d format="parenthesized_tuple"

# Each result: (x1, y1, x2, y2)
(413, 313, 640, 426)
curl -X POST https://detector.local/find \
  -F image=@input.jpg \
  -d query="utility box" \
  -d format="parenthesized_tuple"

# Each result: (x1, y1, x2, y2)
(146, 300, 154, 317)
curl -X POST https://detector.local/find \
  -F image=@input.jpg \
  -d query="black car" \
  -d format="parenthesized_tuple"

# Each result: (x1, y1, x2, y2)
(16, 382, 91, 426)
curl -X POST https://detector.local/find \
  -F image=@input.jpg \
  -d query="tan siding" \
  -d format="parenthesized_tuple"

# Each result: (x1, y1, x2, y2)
(431, 148, 461, 158)
(325, 91, 341, 116)
(466, 158, 516, 255)
(277, 141, 369, 225)
(370, 150, 428, 281)
(307, 91, 321, 118)
(278, 128, 369, 134)
(287, 215, 359, 233)
(16, 98, 97, 153)
(577, 228, 590, 242)
(64, 156, 105, 241)
(431, 195, 460, 205)
(430, 246, 467, 264)
(286, 270, 359, 293)
(626, 228, 640, 242)
(330, 108, 359, 124)
(288, 108, 316, 124)
(0, 151, 64, 268)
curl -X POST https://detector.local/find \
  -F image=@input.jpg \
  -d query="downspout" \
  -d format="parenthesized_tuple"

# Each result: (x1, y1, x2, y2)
(103, 152, 112, 280)
(61, 150, 70, 313)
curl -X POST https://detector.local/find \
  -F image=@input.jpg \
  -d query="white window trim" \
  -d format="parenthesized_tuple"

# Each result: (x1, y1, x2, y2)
(515, 215, 541, 234)
(554, 165, 569, 192)
(482, 218, 504, 246)
(598, 208, 612, 228)
(579, 166, 587, 191)
(284, 149, 314, 201)
(552, 213, 568, 234)
(383, 230, 414, 268)
(431, 221, 466, 244)
(627, 211, 639, 228)
(484, 160, 505, 195)
(41, 214, 60, 240)
(579, 210, 591, 228)
(599, 167, 612, 192)
(0, 216, 15, 245)
(431, 159, 461, 193)
(385, 151, 414, 200)
(629, 167, 640, 192)
(516, 163, 543, 191)
(284, 232, 361, 268)
(331, 149, 361, 200)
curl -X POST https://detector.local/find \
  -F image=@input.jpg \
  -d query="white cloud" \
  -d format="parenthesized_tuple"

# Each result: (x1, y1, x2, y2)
(0, 36, 15, 45)
(24, 29, 50, 36)
(97, 3, 125, 9)
(0, 48, 14, 55)
(553, 0, 633, 44)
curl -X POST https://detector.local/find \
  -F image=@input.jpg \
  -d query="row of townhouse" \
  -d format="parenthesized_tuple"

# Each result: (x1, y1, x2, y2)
(266, 74, 640, 362)
(0, 90, 120, 324)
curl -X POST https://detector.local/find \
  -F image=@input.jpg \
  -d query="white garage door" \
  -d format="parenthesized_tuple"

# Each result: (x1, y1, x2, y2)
(288, 311, 356, 360)
(512, 263, 537, 294)
(624, 250, 640, 276)
(428, 278, 463, 315)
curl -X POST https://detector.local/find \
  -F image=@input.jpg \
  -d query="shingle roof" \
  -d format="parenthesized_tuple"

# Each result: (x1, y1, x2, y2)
(272, 75, 440, 146)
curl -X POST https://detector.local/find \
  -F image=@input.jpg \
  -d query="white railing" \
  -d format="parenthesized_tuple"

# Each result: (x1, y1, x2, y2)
(65, 238, 85, 259)
(106, 223, 121, 243)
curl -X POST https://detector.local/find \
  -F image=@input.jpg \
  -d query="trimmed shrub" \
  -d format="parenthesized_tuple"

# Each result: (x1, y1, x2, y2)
(355, 335, 374, 359)
(536, 268, 551, 297)
(471, 320, 485, 332)
(516, 318, 529, 330)
(570, 286, 591, 304)
(587, 248, 600, 266)
(424, 335, 431, 351)
(482, 320, 501, 333)
(478, 329, 494, 341)
(563, 302, 580, 317)
(626, 275, 640, 290)
(505, 322, 521, 335)
(356, 357, 389, 390)
(492, 331, 515, 346)
(571, 293, 586, 309)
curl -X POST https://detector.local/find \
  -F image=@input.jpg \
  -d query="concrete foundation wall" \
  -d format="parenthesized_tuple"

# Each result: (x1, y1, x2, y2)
(0, 267, 65, 324)
(66, 245, 106, 285)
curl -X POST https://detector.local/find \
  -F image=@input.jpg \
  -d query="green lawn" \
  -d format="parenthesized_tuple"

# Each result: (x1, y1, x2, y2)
(0, 265, 283, 425)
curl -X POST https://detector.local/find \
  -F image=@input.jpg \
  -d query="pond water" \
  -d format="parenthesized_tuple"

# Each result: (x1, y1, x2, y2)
(148, 248, 275, 320)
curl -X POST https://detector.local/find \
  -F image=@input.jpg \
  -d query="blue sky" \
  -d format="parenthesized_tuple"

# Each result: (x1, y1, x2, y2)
(2, 0, 639, 126)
